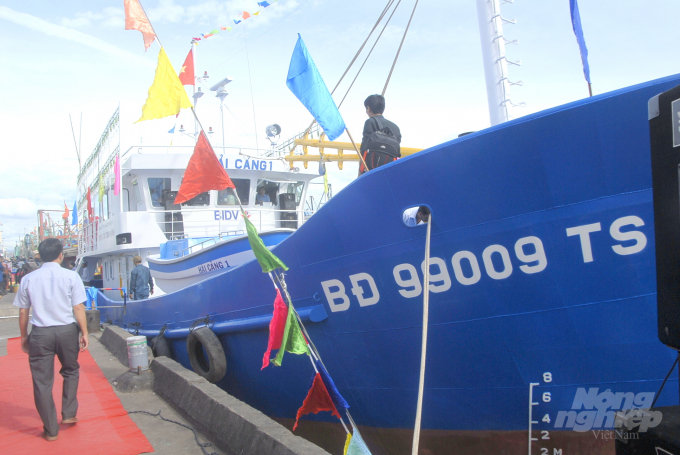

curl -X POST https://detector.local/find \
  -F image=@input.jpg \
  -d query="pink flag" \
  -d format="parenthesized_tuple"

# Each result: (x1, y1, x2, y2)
(124, 0, 156, 50)
(261, 289, 288, 369)
(114, 154, 121, 196)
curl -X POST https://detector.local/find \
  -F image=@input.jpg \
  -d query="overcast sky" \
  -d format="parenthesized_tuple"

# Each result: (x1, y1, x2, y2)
(0, 0, 678, 253)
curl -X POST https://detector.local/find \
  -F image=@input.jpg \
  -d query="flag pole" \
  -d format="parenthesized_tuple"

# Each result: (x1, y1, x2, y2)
(344, 128, 369, 175)
(588, 82, 593, 97)
(136, 0, 163, 48)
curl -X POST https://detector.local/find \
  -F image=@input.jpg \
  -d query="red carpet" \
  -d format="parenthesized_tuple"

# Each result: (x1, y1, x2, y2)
(0, 337, 154, 455)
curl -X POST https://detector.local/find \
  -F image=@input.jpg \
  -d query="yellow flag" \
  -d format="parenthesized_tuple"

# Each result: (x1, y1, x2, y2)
(136, 47, 193, 123)
(98, 174, 105, 203)
(343, 433, 351, 455)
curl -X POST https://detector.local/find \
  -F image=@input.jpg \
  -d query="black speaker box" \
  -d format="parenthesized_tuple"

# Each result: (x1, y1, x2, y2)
(116, 233, 132, 245)
(650, 84, 680, 349)
(163, 190, 180, 210)
(279, 193, 296, 211)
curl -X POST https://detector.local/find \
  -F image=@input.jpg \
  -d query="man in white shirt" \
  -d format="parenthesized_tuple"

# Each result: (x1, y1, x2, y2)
(403, 206, 431, 227)
(14, 238, 89, 442)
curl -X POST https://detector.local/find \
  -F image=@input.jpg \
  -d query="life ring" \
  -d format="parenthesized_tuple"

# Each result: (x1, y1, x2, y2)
(150, 335, 172, 358)
(186, 327, 227, 383)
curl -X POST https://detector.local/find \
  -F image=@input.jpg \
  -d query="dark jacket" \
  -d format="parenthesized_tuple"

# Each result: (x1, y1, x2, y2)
(130, 264, 153, 298)
(359, 115, 402, 153)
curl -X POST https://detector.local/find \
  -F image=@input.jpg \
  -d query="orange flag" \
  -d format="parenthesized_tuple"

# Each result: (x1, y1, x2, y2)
(174, 131, 235, 205)
(124, 0, 156, 50)
(242, 11, 251, 19)
(62, 202, 69, 220)
(178, 49, 195, 86)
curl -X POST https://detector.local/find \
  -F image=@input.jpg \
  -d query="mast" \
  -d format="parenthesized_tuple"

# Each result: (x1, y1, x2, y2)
(476, 0, 523, 126)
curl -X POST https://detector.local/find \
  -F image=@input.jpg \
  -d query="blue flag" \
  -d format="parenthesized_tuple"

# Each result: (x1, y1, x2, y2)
(316, 359, 349, 412)
(72, 201, 78, 226)
(569, 0, 591, 84)
(347, 428, 372, 455)
(257, 1, 271, 7)
(168, 125, 175, 134)
(286, 34, 345, 141)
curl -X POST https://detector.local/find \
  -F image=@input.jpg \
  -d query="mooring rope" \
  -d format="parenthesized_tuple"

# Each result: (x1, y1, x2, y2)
(411, 211, 431, 455)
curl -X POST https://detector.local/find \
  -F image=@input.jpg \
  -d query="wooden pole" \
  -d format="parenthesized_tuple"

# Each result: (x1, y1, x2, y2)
(588, 82, 593, 97)
(345, 128, 369, 175)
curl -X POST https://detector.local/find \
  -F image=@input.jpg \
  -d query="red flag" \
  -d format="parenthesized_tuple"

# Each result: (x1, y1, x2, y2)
(262, 289, 288, 369)
(174, 131, 235, 205)
(294, 373, 341, 430)
(86, 188, 94, 222)
(124, 0, 156, 50)
(242, 11, 251, 19)
(178, 49, 195, 86)
(62, 202, 69, 220)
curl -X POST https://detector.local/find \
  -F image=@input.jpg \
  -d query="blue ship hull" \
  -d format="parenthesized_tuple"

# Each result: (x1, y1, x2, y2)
(98, 74, 680, 454)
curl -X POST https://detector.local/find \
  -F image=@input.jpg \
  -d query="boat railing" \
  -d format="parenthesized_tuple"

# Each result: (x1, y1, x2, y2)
(181, 237, 218, 257)
(76, 207, 316, 255)
(121, 144, 290, 160)
(153, 207, 314, 242)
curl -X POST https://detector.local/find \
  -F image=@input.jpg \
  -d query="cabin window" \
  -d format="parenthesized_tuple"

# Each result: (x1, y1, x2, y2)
(148, 178, 171, 208)
(122, 189, 130, 212)
(255, 179, 278, 206)
(132, 179, 142, 209)
(182, 192, 210, 206)
(217, 179, 250, 206)
(281, 181, 305, 206)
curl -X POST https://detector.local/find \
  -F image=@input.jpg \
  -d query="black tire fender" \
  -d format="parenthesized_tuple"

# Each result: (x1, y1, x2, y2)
(150, 335, 172, 358)
(186, 327, 227, 383)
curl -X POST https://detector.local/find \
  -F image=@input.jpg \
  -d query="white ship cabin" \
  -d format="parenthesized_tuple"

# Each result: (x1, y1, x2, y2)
(77, 145, 320, 300)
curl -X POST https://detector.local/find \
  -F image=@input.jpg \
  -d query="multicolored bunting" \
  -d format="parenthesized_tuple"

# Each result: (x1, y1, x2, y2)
(193, 0, 278, 42)
(272, 303, 308, 366)
(315, 359, 349, 412)
(243, 213, 289, 273)
(343, 434, 352, 455)
(175, 131, 235, 204)
(346, 429, 372, 455)
(262, 289, 288, 369)
(293, 372, 341, 430)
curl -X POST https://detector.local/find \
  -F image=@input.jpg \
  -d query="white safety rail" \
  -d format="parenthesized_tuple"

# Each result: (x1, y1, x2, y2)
(78, 207, 315, 256)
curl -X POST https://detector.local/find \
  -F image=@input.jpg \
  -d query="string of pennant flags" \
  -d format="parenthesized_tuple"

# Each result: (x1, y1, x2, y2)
(123, 0, 373, 453)
(193, 1, 278, 42)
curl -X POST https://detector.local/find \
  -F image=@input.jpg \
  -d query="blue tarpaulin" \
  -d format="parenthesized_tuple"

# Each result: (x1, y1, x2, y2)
(569, 0, 591, 84)
(86, 287, 98, 310)
(286, 34, 345, 141)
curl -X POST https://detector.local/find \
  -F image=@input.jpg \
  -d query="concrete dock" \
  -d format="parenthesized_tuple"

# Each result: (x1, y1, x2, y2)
(0, 291, 330, 455)
(0, 292, 224, 455)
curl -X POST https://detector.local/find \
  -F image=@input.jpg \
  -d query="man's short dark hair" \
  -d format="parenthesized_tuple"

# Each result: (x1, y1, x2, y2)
(364, 94, 385, 114)
(38, 238, 63, 263)
(418, 206, 431, 216)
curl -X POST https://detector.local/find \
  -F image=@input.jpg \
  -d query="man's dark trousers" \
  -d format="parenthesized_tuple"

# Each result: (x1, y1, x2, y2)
(28, 323, 80, 437)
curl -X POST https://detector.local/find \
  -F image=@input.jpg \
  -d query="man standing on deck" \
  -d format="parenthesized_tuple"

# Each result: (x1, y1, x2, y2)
(14, 238, 89, 441)
(359, 94, 402, 174)
(130, 255, 154, 300)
